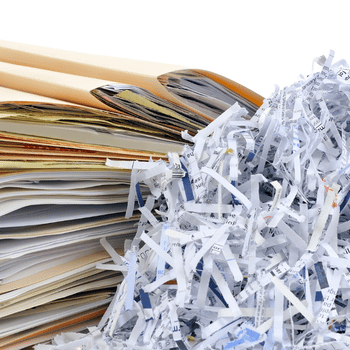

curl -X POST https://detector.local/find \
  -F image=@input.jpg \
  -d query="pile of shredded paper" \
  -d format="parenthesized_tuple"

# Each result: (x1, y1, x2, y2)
(36, 51, 350, 349)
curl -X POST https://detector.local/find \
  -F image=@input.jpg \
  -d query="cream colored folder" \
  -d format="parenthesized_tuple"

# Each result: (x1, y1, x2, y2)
(0, 63, 120, 112)
(0, 40, 264, 118)
(0, 86, 77, 105)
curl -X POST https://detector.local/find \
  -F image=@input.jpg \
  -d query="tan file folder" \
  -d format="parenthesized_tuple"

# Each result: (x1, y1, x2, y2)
(0, 40, 263, 119)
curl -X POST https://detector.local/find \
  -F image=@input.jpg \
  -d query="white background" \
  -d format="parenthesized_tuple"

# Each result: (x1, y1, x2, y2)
(1, 0, 349, 98)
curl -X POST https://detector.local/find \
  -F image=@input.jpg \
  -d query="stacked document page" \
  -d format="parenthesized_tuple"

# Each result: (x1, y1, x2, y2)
(0, 41, 263, 350)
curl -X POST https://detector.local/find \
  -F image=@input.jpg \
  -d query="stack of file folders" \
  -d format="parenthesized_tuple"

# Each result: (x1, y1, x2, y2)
(0, 41, 263, 350)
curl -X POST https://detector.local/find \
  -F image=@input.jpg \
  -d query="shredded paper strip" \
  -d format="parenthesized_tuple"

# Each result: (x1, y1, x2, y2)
(35, 51, 350, 350)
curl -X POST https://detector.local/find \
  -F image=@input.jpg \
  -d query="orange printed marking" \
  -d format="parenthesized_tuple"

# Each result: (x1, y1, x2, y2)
(164, 280, 177, 285)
